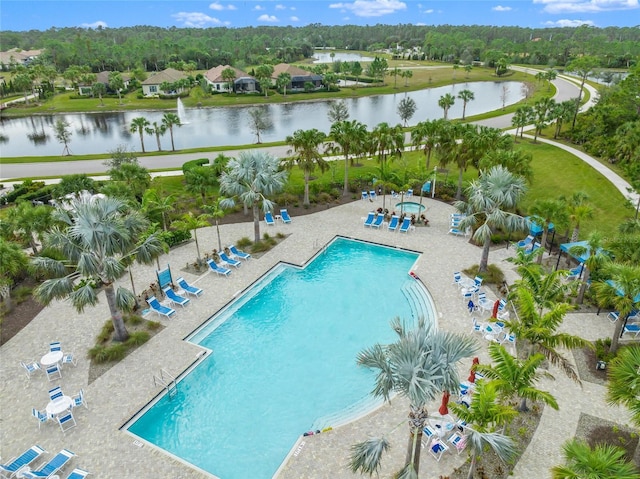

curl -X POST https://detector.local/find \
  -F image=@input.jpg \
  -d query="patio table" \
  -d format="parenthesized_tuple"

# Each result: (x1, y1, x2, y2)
(46, 396, 73, 418)
(40, 350, 63, 367)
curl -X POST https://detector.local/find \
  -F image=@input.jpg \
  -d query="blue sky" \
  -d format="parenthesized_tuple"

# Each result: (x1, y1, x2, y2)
(1, 0, 637, 31)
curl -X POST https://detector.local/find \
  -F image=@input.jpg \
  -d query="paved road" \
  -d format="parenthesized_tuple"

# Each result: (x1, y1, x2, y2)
(0, 68, 599, 182)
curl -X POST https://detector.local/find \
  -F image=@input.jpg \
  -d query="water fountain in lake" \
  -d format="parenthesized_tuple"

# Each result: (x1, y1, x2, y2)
(177, 98, 189, 124)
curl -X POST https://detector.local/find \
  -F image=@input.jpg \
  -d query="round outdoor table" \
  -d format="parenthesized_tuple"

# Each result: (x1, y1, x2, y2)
(40, 350, 63, 367)
(46, 396, 73, 417)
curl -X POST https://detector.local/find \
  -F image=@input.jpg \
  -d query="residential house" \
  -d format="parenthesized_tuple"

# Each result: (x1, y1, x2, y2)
(272, 63, 323, 91)
(0, 48, 42, 69)
(204, 65, 258, 93)
(141, 68, 188, 97)
(78, 70, 131, 96)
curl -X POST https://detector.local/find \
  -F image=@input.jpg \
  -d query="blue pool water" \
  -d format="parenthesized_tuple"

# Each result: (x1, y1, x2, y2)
(127, 237, 428, 479)
(396, 201, 426, 214)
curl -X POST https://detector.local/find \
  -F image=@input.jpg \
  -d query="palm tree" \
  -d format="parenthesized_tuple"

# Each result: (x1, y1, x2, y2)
(221, 67, 236, 92)
(171, 212, 211, 265)
(478, 149, 534, 183)
(455, 166, 529, 273)
(593, 263, 640, 353)
(457, 89, 475, 120)
(401, 69, 412, 87)
(506, 285, 590, 382)
(532, 97, 554, 143)
(130, 116, 150, 153)
(438, 93, 455, 119)
(330, 119, 367, 196)
(569, 232, 610, 304)
(141, 189, 175, 231)
(6, 201, 52, 255)
(285, 128, 328, 206)
(511, 106, 534, 141)
(203, 197, 229, 252)
(475, 343, 558, 412)
(31, 196, 164, 341)
(563, 192, 594, 243)
(276, 72, 291, 96)
(411, 119, 443, 170)
(348, 317, 478, 478)
(606, 345, 640, 428)
(529, 198, 569, 265)
(551, 439, 639, 479)
(185, 166, 219, 205)
(388, 67, 401, 88)
(514, 267, 571, 315)
(161, 113, 182, 151)
(219, 151, 288, 243)
(145, 121, 166, 151)
(448, 380, 518, 479)
(371, 122, 404, 176)
(0, 238, 29, 312)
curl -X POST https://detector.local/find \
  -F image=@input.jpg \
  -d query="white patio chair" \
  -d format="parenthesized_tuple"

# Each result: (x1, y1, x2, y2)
(45, 364, 62, 381)
(72, 389, 88, 409)
(20, 360, 41, 379)
(32, 408, 49, 430)
(62, 353, 77, 367)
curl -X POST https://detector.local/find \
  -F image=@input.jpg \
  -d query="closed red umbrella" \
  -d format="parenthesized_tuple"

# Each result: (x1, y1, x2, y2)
(468, 357, 479, 383)
(439, 391, 450, 416)
(491, 299, 501, 319)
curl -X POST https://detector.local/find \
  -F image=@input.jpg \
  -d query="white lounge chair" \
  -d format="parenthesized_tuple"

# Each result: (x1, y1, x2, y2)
(207, 259, 231, 277)
(371, 214, 384, 229)
(32, 408, 49, 430)
(72, 389, 88, 409)
(65, 469, 90, 479)
(229, 245, 251, 260)
(162, 287, 190, 308)
(219, 252, 241, 269)
(399, 217, 412, 233)
(280, 209, 292, 223)
(363, 212, 375, 227)
(0, 445, 46, 479)
(45, 364, 62, 382)
(20, 360, 41, 379)
(176, 277, 203, 297)
(387, 215, 400, 232)
(61, 353, 77, 367)
(146, 296, 176, 318)
(22, 449, 75, 477)
(264, 211, 275, 226)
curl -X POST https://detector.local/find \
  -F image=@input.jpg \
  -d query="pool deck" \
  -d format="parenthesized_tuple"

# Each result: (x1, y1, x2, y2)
(0, 195, 632, 478)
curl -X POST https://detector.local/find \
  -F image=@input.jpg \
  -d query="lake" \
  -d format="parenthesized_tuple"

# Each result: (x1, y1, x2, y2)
(0, 81, 525, 157)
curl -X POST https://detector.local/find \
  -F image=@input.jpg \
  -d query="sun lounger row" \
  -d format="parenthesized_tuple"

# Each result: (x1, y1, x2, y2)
(0, 446, 89, 479)
(146, 276, 205, 318)
(363, 214, 413, 232)
(361, 190, 378, 201)
(264, 209, 292, 226)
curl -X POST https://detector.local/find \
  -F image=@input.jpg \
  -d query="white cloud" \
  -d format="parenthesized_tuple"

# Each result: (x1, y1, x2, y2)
(276, 4, 287, 9)
(253, 5, 265, 10)
(415, 22, 427, 25)
(492, 5, 512, 11)
(209, 2, 236, 10)
(172, 12, 221, 27)
(329, 0, 407, 17)
(533, 0, 638, 14)
(258, 14, 279, 22)
(424, 8, 434, 13)
(80, 20, 108, 29)
(290, 6, 296, 10)
(544, 18, 596, 26)
(290, 15, 300, 21)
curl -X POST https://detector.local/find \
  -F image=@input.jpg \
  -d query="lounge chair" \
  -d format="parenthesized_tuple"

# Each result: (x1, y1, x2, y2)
(65, 469, 90, 479)
(21, 449, 75, 478)
(146, 296, 176, 319)
(361, 191, 369, 201)
(452, 272, 463, 288)
(390, 190, 399, 199)
(429, 438, 449, 461)
(264, 211, 275, 226)
(448, 226, 468, 237)
(447, 432, 467, 454)
(387, 215, 400, 232)
(399, 217, 412, 233)
(20, 361, 41, 379)
(623, 324, 640, 338)
(176, 277, 203, 297)
(516, 235, 534, 249)
(405, 189, 413, 197)
(280, 209, 292, 223)
(0, 445, 46, 479)
(207, 259, 231, 277)
(363, 212, 375, 227)
(371, 214, 384, 229)
(162, 287, 190, 308)
(219, 252, 241, 269)
(369, 190, 377, 200)
(32, 408, 49, 430)
(229, 245, 251, 260)
(607, 311, 620, 323)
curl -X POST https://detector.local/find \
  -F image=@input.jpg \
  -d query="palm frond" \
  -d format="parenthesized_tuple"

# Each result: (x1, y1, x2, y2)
(348, 437, 390, 476)
(33, 276, 76, 305)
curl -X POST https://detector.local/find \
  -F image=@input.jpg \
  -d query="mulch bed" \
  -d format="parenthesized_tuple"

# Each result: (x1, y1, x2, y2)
(0, 278, 46, 346)
(577, 413, 640, 466)
(573, 345, 608, 386)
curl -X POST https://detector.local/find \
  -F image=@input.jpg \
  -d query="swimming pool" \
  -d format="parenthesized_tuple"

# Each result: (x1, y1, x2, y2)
(126, 237, 432, 478)
(396, 201, 426, 214)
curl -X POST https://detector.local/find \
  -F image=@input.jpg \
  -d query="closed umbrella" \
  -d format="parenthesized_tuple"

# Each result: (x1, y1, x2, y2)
(491, 299, 501, 319)
(439, 391, 450, 416)
(468, 357, 479, 383)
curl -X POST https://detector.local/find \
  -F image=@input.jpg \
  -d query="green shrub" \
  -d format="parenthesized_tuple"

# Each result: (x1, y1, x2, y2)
(88, 345, 109, 362)
(462, 264, 505, 284)
(125, 314, 144, 326)
(595, 337, 615, 362)
(104, 343, 127, 361)
(156, 229, 191, 248)
(250, 240, 271, 253)
(182, 158, 209, 174)
(96, 321, 115, 343)
(146, 320, 162, 330)
(236, 237, 252, 248)
(12, 286, 32, 305)
(126, 331, 150, 346)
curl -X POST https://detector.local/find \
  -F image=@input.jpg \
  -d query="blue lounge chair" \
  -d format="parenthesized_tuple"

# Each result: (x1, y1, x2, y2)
(363, 212, 375, 227)
(280, 209, 292, 224)
(176, 277, 203, 297)
(387, 215, 400, 232)
(516, 235, 534, 249)
(449, 226, 468, 237)
(162, 287, 190, 308)
(22, 449, 75, 478)
(219, 252, 241, 269)
(265, 211, 275, 226)
(146, 296, 176, 318)
(0, 445, 46, 479)
(371, 214, 384, 229)
(207, 259, 231, 277)
(623, 323, 640, 338)
(369, 190, 377, 200)
(229, 245, 251, 260)
(361, 191, 369, 201)
(406, 189, 413, 198)
(390, 190, 399, 198)
(399, 217, 411, 233)
(65, 469, 90, 479)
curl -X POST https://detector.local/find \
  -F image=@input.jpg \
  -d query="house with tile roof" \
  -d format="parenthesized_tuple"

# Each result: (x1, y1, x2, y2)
(204, 65, 258, 93)
(272, 63, 323, 91)
(0, 49, 42, 68)
(78, 70, 132, 96)
(141, 68, 188, 97)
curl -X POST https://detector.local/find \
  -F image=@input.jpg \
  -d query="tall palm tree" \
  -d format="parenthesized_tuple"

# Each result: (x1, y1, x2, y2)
(551, 439, 639, 479)
(0, 238, 29, 312)
(6, 201, 53, 255)
(185, 166, 219, 205)
(145, 121, 166, 151)
(449, 380, 518, 479)
(161, 113, 182, 151)
(276, 72, 291, 96)
(562, 192, 594, 243)
(455, 166, 529, 273)
(141, 189, 175, 231)
(438, 93, 455, 119)
(129, 116, 150, 153)
(511, 105, 534, 141)
(371, 122, 404, 176)
(170, 212, 211, 264)
(203, 198, 229, 252)
(606, 345, 640, 428)
(457, 89, 475, 119)
(478, 149, 534, 183)
(515, 267, 570, 316)
(31, 196, 164, 341)
(411, 119, 442, 170)
(349, 317, 478, 478)
(532, 97, 554, 143)
(475, 343, 558, 412)
(219, 151, 288, 243)
(330, 119, 367, 196)
(285, 128, 328, 206)
(593, 263, 640, 353)
(529, 198, 569, 265)
(506, 285, 590, 382)
(569, 232, 610, 304)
